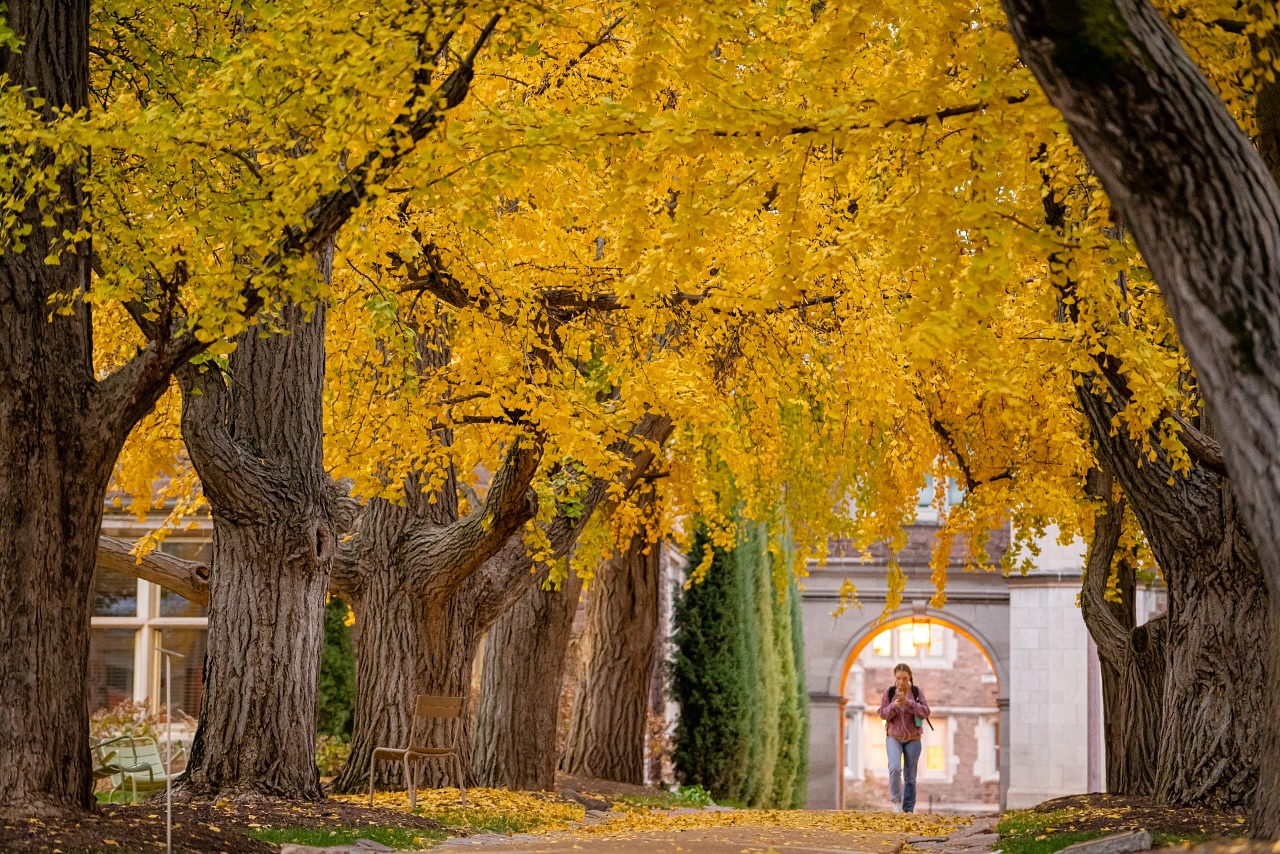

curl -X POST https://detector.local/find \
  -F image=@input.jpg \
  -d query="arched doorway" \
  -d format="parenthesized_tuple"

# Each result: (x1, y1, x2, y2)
(837, 615, 1003, 813)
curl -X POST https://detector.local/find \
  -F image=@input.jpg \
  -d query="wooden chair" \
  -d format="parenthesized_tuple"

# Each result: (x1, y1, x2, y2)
(369, 695, 466, 810)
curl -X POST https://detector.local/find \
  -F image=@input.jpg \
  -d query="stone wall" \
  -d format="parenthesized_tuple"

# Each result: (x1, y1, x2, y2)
(1004, 578, 1090, 808)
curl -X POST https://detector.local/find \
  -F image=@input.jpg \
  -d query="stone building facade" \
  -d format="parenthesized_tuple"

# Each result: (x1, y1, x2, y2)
(798, 505, 1163, 813)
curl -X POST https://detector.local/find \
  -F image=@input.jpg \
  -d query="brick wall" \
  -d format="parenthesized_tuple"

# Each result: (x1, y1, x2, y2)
(852, 628, 1000, 809)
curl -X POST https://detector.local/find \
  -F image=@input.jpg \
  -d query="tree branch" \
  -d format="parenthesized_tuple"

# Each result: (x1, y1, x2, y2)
(94, 15, 502, 444)
(1079, 466, 1131, 667)
(174, 361, 282, 517)
(468, 412, 674, 628)
(402, 432, 545, 601)
(96, 536, 211, 606)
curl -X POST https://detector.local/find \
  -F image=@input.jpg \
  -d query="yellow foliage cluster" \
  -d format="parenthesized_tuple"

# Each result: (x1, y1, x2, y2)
(29, 0, 1265, 603)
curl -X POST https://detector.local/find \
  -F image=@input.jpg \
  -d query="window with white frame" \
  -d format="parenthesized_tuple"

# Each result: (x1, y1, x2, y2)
(973, 715, 1000, 782)
(863, 623, 956, 668)
(89, 539, 210, 720)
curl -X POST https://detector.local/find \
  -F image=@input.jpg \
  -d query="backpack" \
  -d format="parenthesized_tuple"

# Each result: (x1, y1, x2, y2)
(887, 684, 935, 730)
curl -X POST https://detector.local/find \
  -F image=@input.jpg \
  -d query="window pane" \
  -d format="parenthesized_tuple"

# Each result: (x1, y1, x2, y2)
(917, 476, 935, 509)
(871, 630, 891, 657)
(926, 745, 945, 771)
(155, 629, 207, 720)
(897, 625, 916, 657)
(93, 568, 138, 617)
(158, 541, 210, 617)
(928, 624, 946, 656)
(88, 629, 136, 711)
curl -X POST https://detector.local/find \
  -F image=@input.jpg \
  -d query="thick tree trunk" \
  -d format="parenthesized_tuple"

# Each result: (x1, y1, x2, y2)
(1103, 616, 1167, 795)
(329, 434, 545, 795)
(1077, 388, 1270, 810)
(336, 556, 485, 793)
(1153, 490, 1268, 808)
(471, 571, 585, 790)
(182, 515, 332, 798)
(178, 300, 335, 800)
(0, 0, 120, 818)
(999, 0, 1280, 607)
(1078, 469, 1165, 795)
(469, 419, 673, 792)
(1254, 592, 1280, 838)
(561, 491, 661, 785)
(336, 416, 672, 795)
(1245, 18, 1280, 836)
(999, 10, 1280, 826)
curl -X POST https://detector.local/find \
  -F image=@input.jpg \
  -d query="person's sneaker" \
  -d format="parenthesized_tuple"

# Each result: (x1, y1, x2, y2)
(890, 800, 903, 813)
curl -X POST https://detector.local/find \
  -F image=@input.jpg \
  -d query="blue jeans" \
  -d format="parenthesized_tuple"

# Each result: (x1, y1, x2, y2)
(887, 737, 922, 813)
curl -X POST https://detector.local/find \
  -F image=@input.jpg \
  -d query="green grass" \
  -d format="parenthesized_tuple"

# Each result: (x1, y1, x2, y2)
(997, 808, 1229, 854)
(997, 809, 1113, 854)
(245, 825, 448, 850)
(615, 784, 718, 810)
(415, 807, 549, 836)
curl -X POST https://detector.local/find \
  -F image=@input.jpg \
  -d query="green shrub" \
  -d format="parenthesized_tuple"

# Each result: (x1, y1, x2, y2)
(315, 733, 352, 777)
(789, 585, 810, 808)
(318, 595, 356, 739)
(770, 575, 802, 807)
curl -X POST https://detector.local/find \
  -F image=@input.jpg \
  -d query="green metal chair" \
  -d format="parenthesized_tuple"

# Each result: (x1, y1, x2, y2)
(92, 734, 183, 803)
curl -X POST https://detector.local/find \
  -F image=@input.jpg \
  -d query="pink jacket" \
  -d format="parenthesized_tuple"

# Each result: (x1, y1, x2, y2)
(878, 685, 930, 742)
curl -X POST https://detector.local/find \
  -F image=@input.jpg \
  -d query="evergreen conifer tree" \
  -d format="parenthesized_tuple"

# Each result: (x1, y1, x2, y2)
(790, 586, 810, 808)
(770, 574, 802, 807)
(671, 529, 751, 801)
(739, 522, 781, 807)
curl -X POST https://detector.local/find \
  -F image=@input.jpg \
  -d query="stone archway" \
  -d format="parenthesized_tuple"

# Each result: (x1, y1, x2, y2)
(826, 608, 1011, 811)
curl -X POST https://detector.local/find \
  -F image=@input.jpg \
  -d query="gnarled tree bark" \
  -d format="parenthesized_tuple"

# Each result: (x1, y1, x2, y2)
(1079, 467, 1165, 795)
(470, 566, 585, 790)
(1076, 381, 1269, 810)
(176, 289, 337, 800)
(999, 0, 1280, 827)
(560, 486, 662, 785)
(470, 418, 672, 791)
(0, 1, 203, 817)
(328, 432, 545, 795)
(96, 536, 211, 606)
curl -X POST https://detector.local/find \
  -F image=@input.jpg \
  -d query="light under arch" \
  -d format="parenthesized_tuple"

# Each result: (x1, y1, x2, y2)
(829, 610, 1008, 699)
(831, 611, 1007, 810)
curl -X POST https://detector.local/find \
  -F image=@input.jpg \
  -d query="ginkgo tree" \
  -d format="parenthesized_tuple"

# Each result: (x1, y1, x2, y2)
(0, 0, 512, 815)
(16, 0, 1276, 824)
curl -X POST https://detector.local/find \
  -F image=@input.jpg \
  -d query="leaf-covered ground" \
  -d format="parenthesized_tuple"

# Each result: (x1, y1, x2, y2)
(4, 788, 1252, 852)
(996, 794, 1249, 854)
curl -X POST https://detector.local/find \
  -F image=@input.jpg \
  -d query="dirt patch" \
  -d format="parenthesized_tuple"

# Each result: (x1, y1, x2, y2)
(553, 773, 656, 798)
(0, 798, 444, 853)
(1029, 794, 1248, 839)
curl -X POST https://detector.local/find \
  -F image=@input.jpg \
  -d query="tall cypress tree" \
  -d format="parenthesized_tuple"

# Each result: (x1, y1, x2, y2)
(673, 522, 811, 808)
(671, 529, 751, 801)
(789, 585, 810, 808)
(739, 522, 780, 807)
(770, 574, 802, 807)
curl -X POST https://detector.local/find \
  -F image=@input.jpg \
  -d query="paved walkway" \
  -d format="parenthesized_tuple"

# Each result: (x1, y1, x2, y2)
(434, 827, 908, 853)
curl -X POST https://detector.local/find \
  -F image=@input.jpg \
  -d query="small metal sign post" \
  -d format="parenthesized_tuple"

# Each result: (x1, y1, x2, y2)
(155, 646, 185, 854)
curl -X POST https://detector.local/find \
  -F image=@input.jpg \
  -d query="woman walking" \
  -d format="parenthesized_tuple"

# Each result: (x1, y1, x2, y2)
(878, 663, 930, 813)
